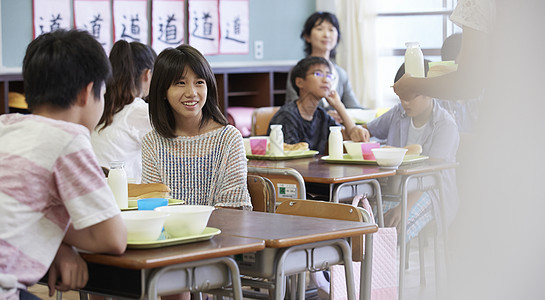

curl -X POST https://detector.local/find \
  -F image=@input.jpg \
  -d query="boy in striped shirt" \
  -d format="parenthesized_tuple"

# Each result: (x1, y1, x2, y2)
(0, 29, 127, 299)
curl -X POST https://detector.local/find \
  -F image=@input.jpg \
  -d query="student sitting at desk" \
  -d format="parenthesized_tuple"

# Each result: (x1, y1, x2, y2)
(0, 29, 127, 299)
(142, 45, 251, 210)
(269, 56, 369, 154)
(365, 69, 460, 240)
(91, 40, 156, 183)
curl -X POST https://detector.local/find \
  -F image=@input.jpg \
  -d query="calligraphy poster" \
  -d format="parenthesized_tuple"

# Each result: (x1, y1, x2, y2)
(188, 0, 219, 55)
(152, 0, 185, 54)
(219, 0, 249, 54)
(74, 0, 112, 54)
(113, 0, 149, 44)
(33, 0, 71, 38)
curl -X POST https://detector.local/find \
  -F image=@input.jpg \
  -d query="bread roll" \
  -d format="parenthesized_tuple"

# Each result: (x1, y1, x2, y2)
(284, 142, 309, 151)
(405, 144, 423, 155)
(128, 183, 171, 198)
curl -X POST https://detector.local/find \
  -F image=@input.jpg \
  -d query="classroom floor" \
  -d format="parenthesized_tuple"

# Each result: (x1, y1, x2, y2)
(28, 237, 438, 300)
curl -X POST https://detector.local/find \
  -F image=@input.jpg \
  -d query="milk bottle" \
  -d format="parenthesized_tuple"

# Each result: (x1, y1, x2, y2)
(328, 126, 343, 159)
(107, 161, 128, 209)
(404, 42, 425, 78)
(269, 124, 284, 156)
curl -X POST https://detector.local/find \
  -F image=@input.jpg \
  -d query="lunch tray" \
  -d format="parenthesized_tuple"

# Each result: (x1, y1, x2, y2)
(246, 150, 319, 161)
(321, 154, 429, 165)
(127, 227, 221, 249)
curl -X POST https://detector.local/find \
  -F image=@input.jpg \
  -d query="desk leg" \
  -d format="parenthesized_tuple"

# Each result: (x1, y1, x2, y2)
(298, 272, 306, 300)
(331, 179, 385, 227)
(361, 233, 373, 300)
(398, 176, 411, 300)
(273, 239, 355, 300)
(432, 172, 447, 300)
(147, 257, 242, 300)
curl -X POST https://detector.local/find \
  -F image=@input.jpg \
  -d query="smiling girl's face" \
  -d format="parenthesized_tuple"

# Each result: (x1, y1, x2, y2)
(166, 67, 207, 123)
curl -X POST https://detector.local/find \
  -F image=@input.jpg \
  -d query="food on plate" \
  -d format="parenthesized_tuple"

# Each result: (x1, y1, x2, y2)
(128, 183, 171, 199)
(283, 142, 309, 152)
(383, 144, 422, 156)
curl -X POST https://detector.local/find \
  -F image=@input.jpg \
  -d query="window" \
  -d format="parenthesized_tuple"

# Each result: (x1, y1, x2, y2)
(376, 0, 461, 108)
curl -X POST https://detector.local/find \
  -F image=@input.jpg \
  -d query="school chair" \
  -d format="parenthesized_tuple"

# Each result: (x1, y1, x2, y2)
(275, 199, 375, 300)
(247, 174, 276, 213)
(247, 166, 306, 202)
(250, 106, 280, 136)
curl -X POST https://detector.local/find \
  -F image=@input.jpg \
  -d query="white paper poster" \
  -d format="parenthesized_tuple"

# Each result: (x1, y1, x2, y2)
(113, 0, 149, 44)
(152, 0, 185, 54)
(219, 0, 249, 54)
(74, 0, 112, 54)
(33, 0, 71, 38)
(188, 0, 219, 55)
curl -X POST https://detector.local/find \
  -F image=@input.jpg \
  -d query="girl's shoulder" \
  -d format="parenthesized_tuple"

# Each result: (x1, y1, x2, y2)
(143, 129, 164, 143)
(220, 125, 243, 141)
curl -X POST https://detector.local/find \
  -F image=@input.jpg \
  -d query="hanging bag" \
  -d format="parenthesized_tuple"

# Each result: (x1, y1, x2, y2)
(330, 194, 398, 300)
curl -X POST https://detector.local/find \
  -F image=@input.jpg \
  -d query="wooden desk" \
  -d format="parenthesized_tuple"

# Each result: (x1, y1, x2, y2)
(389, 160, 458, 300)
(248, 156, 396, 212)
(208, 209, 378, 300)
(78, 233, 264, 299)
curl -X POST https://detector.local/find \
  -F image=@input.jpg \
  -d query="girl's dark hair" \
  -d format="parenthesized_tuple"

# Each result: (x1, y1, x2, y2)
(23, 29, 111, 111)
(98, 40, 157, 130)
(291, 56, 330, 96)
(148, 45, 227, 139)
(301, 12, 341, 60)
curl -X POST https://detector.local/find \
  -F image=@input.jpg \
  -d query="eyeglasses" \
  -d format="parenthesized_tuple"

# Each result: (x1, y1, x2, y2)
(309, 71, 336, 81)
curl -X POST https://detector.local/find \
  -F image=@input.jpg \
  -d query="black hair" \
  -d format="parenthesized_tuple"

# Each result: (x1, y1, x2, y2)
(394, 59, 432, 83)
(301, 12, 341, 60)
(441, 33, 463, 61)
(98, 40, 157, 130)
(290, 56, 331, 96)
(22, 29, 111, 111)
(148, 45, 227, 139)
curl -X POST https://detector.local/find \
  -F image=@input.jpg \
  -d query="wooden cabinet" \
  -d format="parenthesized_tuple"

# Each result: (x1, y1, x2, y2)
(0, 64, 294, 116)
(0, 73, 24, 114)
(212, 65, 292, 115)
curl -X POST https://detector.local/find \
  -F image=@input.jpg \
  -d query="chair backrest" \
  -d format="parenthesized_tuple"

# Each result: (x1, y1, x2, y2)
(247, 166, 306, 201)
(251, 106, 280, 136)
(247, 174, 276, 213)
(276, 199, 365, 261)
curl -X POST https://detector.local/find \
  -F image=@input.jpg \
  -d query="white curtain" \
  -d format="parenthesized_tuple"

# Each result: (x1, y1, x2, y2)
(334, 0, 378, 108)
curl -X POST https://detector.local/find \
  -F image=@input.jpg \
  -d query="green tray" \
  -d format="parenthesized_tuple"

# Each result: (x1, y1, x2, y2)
(247, 150, 319, 160)
(127, 227, 221, 249)
(320, 154, 429, 165)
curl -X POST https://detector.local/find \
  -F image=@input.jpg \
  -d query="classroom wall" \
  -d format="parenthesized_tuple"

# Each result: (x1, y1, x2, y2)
(0, 0, 315, 71)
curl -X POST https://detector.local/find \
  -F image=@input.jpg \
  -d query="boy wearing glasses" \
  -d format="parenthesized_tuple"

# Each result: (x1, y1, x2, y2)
(268, 56, 369, 154)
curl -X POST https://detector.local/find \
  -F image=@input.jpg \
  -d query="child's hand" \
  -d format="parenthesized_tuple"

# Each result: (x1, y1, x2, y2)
(324, 90, 342, 109)
(348, 126, 370, 142)
(393, 74, 418, 102)
(48, 244, 88, 296)
(384, 204, 402, 230)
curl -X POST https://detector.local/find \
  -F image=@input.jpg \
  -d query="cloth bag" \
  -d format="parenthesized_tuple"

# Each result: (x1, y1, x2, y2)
(330, 194, 398, 300)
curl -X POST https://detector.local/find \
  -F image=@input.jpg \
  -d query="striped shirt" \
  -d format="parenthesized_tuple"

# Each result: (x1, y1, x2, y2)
(141, 125, 251, 209)
(0, 114, 120, 290)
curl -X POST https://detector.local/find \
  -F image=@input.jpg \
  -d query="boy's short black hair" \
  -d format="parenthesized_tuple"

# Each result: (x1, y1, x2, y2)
(290, 56, 330, 96)
(441, 33, 463, 62)
(23, 29, 111, 111)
